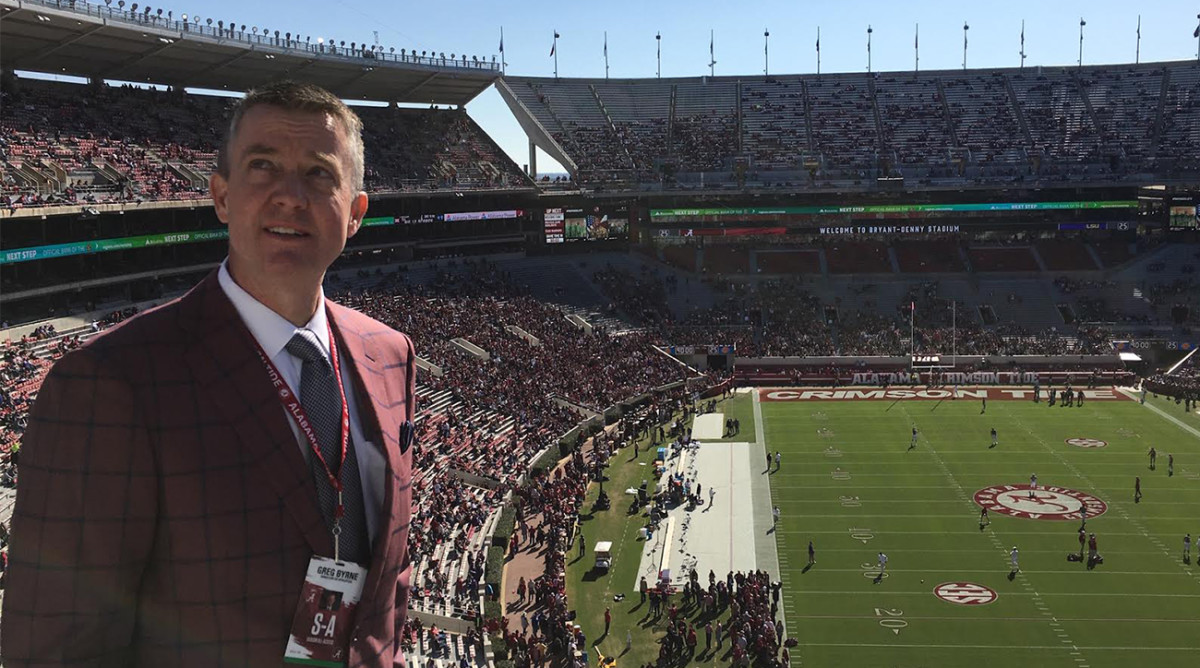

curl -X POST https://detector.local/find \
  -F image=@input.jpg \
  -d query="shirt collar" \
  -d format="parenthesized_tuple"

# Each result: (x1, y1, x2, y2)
(218, 259, 331, 360)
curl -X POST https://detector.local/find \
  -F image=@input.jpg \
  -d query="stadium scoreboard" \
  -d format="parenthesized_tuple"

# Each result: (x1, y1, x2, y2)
(543, 205, 630, 243)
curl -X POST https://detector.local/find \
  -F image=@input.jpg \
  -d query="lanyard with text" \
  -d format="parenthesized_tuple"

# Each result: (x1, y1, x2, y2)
(253, 323, 352, 562)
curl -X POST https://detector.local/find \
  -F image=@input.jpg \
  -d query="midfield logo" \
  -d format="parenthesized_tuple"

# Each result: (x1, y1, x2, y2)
(973, 484, 1107, 520)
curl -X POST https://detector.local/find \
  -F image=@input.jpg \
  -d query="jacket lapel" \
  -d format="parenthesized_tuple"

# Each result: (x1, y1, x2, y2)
(326, 303, 406, 609)
(178, 271, 334, 557)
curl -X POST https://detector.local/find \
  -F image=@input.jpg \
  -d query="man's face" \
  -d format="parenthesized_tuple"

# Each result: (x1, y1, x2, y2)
(210, 105, 367, 300)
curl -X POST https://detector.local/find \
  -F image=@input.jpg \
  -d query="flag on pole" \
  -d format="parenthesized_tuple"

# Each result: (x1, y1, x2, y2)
(499, 33, 504, 53)
(1194, 24, 1199, 38)
(915, 27, 919, 50)
(604, 33, 607, 57)
(710, 32, 714, 59)
(1136, 16, 1140, 40)
(549, 43, 555, 56)
(816, 32, 820, 52)
(1021, 23, 1025, 48)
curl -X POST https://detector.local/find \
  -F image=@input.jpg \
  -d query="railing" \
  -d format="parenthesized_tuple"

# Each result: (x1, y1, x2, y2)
(20, 0, 501, 73)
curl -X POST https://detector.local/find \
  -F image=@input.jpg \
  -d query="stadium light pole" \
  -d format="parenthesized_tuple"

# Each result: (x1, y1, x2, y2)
(1078, 18, 1086, 68)
(962, 21, 969, 70)
(866, 25, 872, 73)
(764, 29, 770, 76)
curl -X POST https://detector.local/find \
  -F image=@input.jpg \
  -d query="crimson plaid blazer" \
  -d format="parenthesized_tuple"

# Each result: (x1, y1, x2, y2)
(2, 271, 415, 667)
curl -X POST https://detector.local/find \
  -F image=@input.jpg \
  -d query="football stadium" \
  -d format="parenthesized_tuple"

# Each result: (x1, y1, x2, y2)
(1, 1, 1199, 667)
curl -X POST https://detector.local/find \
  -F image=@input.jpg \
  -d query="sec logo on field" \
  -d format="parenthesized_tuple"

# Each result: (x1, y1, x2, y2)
(934, 582, 998, 605)
(1066, 438, 1107, 448)
(974, 484, 1108, 521)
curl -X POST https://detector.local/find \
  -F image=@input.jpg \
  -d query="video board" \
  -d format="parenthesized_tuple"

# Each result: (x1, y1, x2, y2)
(544, 205, 629, 243)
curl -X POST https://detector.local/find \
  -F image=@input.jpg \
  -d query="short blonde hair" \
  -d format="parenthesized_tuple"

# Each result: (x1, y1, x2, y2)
(216, 80, 364, 191)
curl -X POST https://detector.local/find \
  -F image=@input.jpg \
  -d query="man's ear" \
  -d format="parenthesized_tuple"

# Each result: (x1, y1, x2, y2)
(347, 191, 368, 238)
(210, 172, 230, 224)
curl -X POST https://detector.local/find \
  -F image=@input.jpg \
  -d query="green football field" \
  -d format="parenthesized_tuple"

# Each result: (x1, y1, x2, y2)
(765, 388, 1200, 668)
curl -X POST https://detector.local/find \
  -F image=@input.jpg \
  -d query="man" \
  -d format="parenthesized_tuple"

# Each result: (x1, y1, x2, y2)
(1029, 472, 1038, 499)
(979, 505, 990, 528)
(1149, 446, 1157, 470)
(774, 450, 781, 471)
(1168, 453, 1174, 477)
(910, 425, 919, 450)
(877, 552, 889, 576)
(772, 505, 781, 530)
(1185, 533, 1192, 564)
(990, 427, 998, 448)
(3, 82, 417, 667)
(981, 396, 987, 414)
(1010, 546, 1020, 573)
(808, 539, 816, 566)
(1135, 476, 1142, 502)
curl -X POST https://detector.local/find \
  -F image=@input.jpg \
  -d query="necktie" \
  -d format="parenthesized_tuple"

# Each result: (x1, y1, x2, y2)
(285, 329, 370, 564)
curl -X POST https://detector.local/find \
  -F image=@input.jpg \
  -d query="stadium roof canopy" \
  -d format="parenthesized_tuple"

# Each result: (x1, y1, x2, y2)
(0, 0, 500, 106)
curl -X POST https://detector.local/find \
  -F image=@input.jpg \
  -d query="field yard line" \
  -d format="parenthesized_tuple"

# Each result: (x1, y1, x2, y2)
(782, 529, 1180, 536)
(897, 402, 1085, 663)
(776, 498, 1200, 505)
(787, 590, 1200, 598)
(793, 567, 1185, 575)
(772, 472, 1173, 478)
(786, 614, 1196, 623)
(814, 547, 1168, 554)
(1002, 405, 1200, 588)
(799, 642, 1200, 651)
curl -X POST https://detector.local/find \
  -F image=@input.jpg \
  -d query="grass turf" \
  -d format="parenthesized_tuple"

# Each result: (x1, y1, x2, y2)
(565, 389, 1200, 666)
(768, 391, 1200, 668)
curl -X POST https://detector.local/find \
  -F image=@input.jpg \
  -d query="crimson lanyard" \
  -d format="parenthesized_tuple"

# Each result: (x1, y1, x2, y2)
(252, 323, 351, 555)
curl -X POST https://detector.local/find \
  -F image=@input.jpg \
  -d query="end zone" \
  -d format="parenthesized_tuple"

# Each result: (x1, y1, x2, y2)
(760, 387, 1129, 402)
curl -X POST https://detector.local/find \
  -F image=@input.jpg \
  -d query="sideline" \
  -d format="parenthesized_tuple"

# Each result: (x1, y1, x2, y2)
(1117, 387, 1200, 442)
(751, 389, 790, 655)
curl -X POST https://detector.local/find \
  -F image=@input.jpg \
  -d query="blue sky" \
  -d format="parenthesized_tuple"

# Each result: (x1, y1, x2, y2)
(42, 1, 1200, 174)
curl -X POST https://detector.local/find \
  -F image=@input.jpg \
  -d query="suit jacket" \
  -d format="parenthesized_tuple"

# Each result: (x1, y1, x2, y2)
(2, 271, 415, 667)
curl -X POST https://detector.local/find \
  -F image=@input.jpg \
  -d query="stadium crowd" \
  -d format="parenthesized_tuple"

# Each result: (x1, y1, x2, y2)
(0, 78, 527, 212)
(590, 267, 1119, 357)
(1143, 352, 1200, 403)
(508, 61, 1200, 189)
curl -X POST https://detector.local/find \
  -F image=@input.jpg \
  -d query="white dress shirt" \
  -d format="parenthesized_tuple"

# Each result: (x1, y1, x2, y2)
(218, 260, 386, 544)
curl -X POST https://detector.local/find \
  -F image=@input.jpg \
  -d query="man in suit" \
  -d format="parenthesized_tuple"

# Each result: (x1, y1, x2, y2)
(2, 81, 416, 667)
